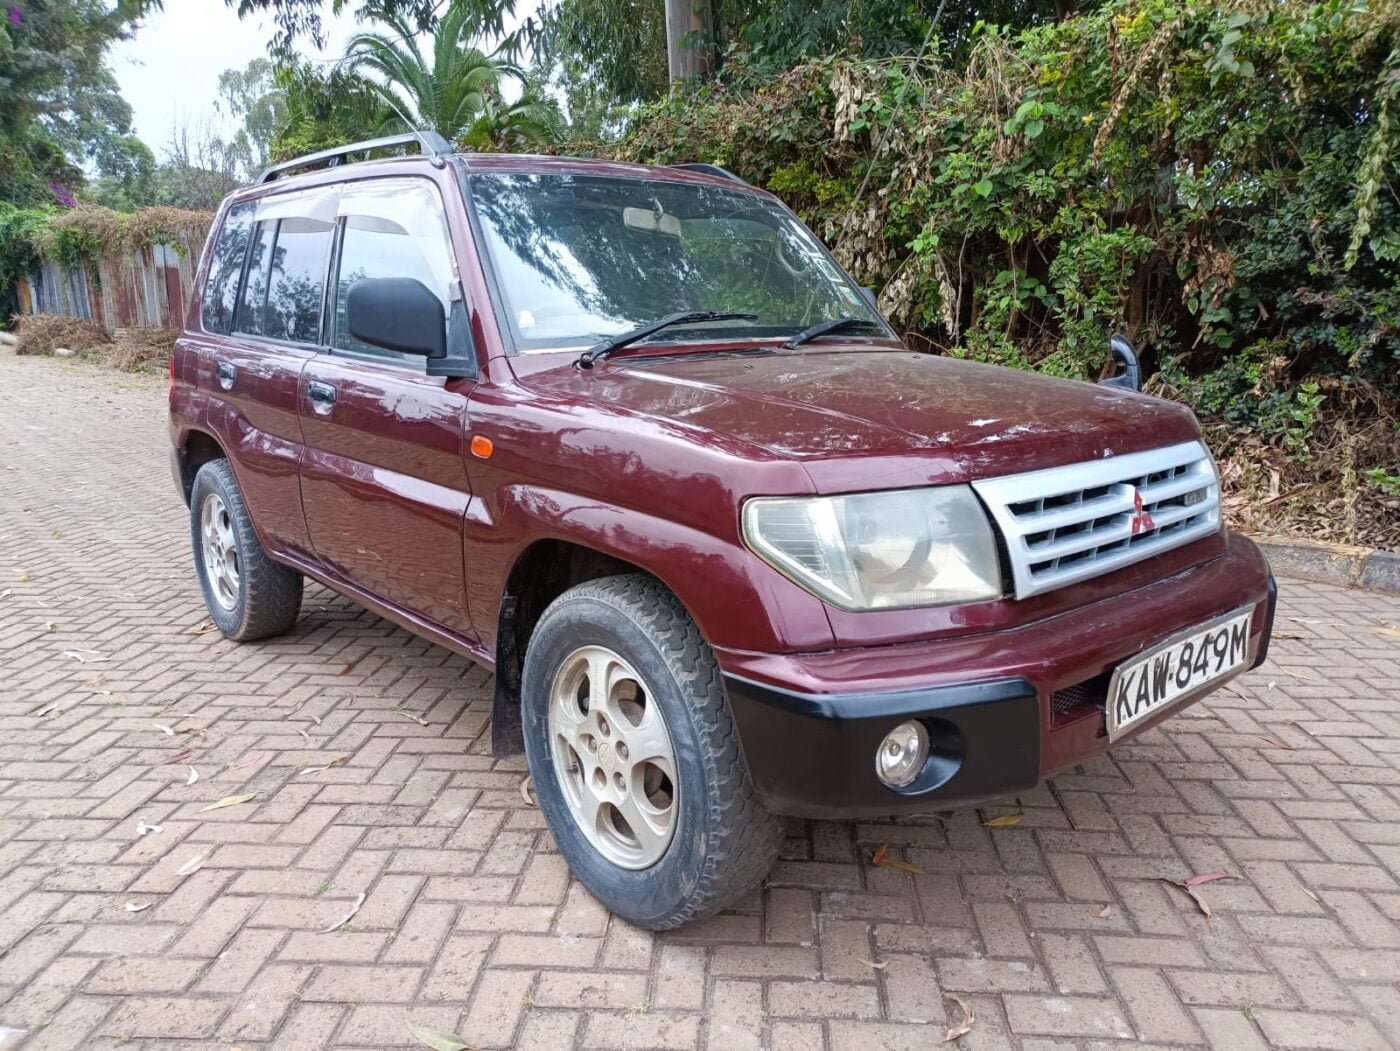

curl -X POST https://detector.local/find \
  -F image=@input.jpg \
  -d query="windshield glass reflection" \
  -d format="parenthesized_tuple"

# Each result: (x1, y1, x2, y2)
(469, 172, 886, 352)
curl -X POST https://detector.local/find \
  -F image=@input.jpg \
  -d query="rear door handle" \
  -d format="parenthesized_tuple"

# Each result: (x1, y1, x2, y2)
(307, 381, 337, 407)
(216, 361, 235, 390)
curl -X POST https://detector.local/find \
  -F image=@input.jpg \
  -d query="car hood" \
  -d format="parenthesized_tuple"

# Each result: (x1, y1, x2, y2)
(515, 347, 1202, 483)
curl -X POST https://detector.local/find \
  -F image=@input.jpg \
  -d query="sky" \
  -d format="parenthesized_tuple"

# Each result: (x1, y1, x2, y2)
(109, 2, 533, 161)
(109, 2, 366, 153)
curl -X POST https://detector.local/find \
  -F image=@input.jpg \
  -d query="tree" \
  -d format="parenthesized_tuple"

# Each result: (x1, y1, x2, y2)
(0, 0, 155, 205)
(153, 117, 242, 210)
(271, 58, 395, 159)
(216, 58, 288, 175)
(82, 134, 157, 210)
(343, 0, 561, 146)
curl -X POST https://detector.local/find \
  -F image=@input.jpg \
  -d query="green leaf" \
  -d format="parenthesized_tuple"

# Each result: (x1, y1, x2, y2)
(973, 178, 994, 198)
(1024, 119, 1045, 140)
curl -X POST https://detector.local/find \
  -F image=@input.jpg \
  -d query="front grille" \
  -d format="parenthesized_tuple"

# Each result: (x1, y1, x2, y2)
(971, 441, 1220, 599)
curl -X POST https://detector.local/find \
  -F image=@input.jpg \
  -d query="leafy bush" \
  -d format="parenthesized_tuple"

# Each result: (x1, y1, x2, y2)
(612, 0, 1400, 545)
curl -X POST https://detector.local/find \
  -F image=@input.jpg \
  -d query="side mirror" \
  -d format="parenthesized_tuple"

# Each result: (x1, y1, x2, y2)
(347, 277, 446, 359)
(860, 287, 881, 314)
(1099, 333, 1142, 392)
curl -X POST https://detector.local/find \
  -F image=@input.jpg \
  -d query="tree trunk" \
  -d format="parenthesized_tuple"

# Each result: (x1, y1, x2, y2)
(665, 0, 708, 85)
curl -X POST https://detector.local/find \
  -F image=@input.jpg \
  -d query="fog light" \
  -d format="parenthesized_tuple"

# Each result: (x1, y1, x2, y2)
(875, 720, 929, 787)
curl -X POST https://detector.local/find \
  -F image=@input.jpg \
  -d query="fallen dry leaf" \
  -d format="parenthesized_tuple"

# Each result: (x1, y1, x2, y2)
(198, 793, 256, 813)
(519, 775, 537, 807)
(406, 1022, 474, 1051)
(1158, 877, 1218, 918)
(153, 723, 175, 737)
(396, 709, 429, 727)
(18, 572, 31, 582)
(222, 755, 260, 776)
(185, 766, 199, 786)
(297, 755, 351, 777)
(858, 958, 889, 970)
(125, 901, 152, 913)
(942, 995, 975, 1043)
(33, 704, 57, 718)
(1263, 738, 1295, 751)
(1185, 872, 1237, 887)
(297, 727, 311, 744)
(983, 812, 1024, 828)
(190, 618, 218, 635)
(1374, 625, 1400, 639)
(176, 848, 211, 876)
(161, 749, 195, 766)
(317, 890, 367, 934)
(1097, 904, 1113, 918)
(136, 820, 162, 836)
(62, 649, 107, 663)
(870, 843, 925, 874)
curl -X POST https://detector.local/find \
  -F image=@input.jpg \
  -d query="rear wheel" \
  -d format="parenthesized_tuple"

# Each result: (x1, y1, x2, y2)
(189, 459, 302, 641)
(522, 574, 785, 930)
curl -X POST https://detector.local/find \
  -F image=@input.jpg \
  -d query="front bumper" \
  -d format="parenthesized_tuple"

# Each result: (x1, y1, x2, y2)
(719, 532, 1276, 819)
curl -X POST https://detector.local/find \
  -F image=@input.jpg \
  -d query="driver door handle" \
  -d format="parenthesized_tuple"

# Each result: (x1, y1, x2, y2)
(307, 381, 337, 406)
(216, 361, 236, 390)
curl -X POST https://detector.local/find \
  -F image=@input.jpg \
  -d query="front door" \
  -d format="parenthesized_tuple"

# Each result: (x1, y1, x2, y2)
(297, 175, 477, 638)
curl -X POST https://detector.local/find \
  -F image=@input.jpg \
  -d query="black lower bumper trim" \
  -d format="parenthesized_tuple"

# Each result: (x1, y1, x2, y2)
(723, 673, 1041, 819)
(1250, 571, 1278, 670)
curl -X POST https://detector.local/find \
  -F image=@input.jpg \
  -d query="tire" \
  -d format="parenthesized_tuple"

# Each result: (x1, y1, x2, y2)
(189, 459, 302, 641)
(521, 574, 785, 930)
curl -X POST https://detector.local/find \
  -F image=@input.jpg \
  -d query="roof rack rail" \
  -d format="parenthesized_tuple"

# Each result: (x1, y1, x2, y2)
(256, 130, 453, 185)
(670, 163, 748, 185)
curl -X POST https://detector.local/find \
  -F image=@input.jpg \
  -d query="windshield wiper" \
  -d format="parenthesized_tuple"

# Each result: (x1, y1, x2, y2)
(782, 316, 875, 349)
(576, 311, 758, 369)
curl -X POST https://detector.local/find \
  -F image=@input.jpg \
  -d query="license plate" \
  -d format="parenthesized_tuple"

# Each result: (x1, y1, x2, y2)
(1106, 608, 1253, 741)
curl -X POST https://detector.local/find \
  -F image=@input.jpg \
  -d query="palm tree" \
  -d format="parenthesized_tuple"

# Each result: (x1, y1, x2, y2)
(344, 0, 562, 148)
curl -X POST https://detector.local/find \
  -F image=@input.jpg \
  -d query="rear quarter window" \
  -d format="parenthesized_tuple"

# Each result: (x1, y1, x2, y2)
(201, 202, 255, 334)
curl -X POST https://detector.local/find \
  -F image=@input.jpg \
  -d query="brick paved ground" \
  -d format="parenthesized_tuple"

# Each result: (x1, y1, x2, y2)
(1, 352, 1399, 1051)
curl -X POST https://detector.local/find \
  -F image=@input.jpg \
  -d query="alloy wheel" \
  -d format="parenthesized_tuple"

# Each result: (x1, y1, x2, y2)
(547, 645, 679, 869)
(200, 492, 240, 611)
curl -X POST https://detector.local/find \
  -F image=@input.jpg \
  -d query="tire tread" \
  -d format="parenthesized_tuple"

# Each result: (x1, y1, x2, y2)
(191, 460, 302, 642)
(538, 574, 785, 929)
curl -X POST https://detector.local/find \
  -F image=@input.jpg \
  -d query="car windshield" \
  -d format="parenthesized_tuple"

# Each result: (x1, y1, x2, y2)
(467, 171, 888, 353)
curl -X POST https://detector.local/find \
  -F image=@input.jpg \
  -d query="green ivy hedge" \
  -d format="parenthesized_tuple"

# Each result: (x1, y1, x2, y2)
(610, 0, 1400, 529)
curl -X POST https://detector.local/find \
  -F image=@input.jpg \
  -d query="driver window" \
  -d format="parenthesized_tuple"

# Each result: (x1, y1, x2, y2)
(333, 178, 459, 363)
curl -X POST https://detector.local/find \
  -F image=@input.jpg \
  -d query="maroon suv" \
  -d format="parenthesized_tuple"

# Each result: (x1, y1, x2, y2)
(169, 132, 1276, 929)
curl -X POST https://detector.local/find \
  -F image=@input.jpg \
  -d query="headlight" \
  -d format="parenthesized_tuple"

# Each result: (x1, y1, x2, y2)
(742, 486, 1002, 610)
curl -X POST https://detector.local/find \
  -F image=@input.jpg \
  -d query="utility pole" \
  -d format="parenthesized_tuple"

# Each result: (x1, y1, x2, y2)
(664, 0, 707, 85)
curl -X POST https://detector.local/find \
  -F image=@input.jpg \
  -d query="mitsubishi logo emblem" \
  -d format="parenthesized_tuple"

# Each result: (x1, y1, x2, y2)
(1129, 487, 1156, 536)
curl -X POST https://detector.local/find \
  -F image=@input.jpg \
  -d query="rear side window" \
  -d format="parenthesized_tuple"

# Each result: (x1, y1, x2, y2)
(265, 218, 335, 343)
(235, 221, 275, 336)
(200, 202, 254, 333)
(232, 216, 335, 344)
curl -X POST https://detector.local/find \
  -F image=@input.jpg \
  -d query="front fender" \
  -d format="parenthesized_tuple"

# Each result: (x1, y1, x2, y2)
(465, 483, 835, 655)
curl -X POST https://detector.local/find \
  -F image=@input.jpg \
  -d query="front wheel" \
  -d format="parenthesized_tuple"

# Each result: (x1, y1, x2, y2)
(521, 575, 785, 930)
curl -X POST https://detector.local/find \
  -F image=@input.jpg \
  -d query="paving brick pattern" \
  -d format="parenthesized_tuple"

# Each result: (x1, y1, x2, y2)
(1, 353, 1399, 1050)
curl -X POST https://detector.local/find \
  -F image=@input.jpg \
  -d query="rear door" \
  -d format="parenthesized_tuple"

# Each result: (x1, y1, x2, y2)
(297, 175, 477, 638)
(196, 187, 338, 558)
